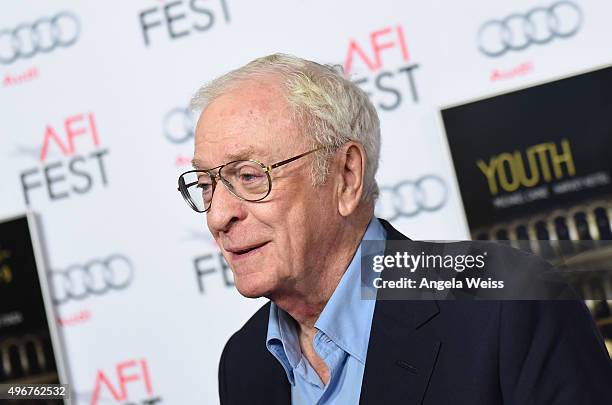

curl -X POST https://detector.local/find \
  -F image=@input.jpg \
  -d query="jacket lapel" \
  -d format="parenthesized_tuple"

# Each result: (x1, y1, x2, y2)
(359, 219, 442, 405)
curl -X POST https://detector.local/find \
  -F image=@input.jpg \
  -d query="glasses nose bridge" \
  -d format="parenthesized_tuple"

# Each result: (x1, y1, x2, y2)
(209, 165, 242, 204)
(206, 167, 227, 192)
(214, 165, 232, 191)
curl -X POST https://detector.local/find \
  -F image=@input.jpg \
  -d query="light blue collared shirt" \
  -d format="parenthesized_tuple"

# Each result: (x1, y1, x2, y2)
(266, 218, 387, 404)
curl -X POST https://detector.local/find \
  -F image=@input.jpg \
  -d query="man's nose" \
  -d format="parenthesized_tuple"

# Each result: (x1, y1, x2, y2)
(206, 179, 247, 233)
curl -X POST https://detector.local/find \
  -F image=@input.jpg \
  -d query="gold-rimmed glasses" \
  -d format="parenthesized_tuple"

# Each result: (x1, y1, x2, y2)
(177, 148, 323, 213)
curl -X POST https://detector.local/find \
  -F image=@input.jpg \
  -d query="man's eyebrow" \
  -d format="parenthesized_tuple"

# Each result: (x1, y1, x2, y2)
(191, 158, 208, 169)
(191, 146, 263, 169)
(224, 146, 259, 161)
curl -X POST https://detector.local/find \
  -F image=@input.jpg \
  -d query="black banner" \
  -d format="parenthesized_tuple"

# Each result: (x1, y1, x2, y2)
(0, 215, 64, 396)
(441, 66, 612, 237)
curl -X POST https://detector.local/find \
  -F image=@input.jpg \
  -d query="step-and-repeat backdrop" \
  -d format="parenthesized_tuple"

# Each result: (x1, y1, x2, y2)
(1, 1, 611, 403)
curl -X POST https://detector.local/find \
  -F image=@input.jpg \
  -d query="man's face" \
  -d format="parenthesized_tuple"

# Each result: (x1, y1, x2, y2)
(193, 78, 340, 299)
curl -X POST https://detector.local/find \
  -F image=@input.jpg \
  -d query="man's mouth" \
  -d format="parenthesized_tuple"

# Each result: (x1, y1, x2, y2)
(226, 242, 270, 259)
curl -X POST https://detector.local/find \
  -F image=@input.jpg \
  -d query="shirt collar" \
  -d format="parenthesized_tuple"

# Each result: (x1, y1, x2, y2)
(266, 303, 299, 385)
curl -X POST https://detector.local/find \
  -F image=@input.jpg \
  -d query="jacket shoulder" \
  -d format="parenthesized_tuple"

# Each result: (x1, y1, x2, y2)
(219, 301, 289, 404)
(378, 217, 410, 240)
(229, 301, 271, 345)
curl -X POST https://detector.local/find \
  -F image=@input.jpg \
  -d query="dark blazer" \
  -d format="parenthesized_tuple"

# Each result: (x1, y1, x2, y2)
(218, 219, 612, 404)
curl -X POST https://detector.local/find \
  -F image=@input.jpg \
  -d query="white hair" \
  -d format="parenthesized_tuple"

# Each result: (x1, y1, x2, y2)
(190, 53, 381, 202)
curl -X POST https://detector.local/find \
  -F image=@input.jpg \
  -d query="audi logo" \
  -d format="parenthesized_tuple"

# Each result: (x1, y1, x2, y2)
(163, 107, 195, 144)
(0, 12, 80, 65)
(477, 1, 582, 58)
(375, 175, 448, 221)
(50, 254, 134, 305)
(0, 334, 47, 378)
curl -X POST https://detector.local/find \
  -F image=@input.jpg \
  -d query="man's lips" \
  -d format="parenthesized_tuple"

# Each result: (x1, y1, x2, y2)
(224, 241, 270, 259)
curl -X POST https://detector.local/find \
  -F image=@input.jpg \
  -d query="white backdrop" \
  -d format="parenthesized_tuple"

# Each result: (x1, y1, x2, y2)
(1, 1, 611, 403)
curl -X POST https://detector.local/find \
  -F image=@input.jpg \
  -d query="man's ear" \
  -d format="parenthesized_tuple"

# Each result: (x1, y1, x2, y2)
(336, 142, 366, 217)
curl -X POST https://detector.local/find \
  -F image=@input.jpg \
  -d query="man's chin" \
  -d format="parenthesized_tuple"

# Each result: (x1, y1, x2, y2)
(236, 288, 265, 299)
(233, 275, 273, 299)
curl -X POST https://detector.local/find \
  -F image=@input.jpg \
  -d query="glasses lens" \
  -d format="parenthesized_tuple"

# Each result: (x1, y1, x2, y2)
(220, 160, 270, 201)
(180, 171, 214, 212)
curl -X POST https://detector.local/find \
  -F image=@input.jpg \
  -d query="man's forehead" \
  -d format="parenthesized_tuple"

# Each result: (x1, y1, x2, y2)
(204, 77, 286, 117)
(192, 79, 305, 169)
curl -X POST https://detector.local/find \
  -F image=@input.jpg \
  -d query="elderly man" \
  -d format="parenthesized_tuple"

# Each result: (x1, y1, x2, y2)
(178, 54, 612, 404)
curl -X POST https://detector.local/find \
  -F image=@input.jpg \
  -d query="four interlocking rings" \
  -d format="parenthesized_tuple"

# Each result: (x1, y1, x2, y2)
(50, 254, 134, 305)
(0, 11, 80, 65)
(375, 175, 448, 221)
(477, 1, 582, 57)
(163, 107, 195, 144)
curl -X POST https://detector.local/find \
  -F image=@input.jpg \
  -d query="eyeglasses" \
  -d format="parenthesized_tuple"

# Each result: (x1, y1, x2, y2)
(178, 147, 323, 213)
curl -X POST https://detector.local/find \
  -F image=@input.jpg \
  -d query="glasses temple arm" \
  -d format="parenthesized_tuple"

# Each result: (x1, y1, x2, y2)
(268, 147, 324, 170)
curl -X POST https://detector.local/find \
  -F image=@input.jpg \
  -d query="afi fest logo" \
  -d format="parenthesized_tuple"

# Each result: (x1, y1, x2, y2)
(343, 24, 420, 111)
(138, 0, 230, 47)
(194, 250, 234, 294)
(19, 112, 110, 205)
(182, 229, 235, 295)
(91, 358, 161, 405)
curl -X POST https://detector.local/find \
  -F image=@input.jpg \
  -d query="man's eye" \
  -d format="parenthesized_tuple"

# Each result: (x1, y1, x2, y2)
(240, 174, 256, 182)
(239, 172, 263, 182)
(197, 183, 212, 191)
